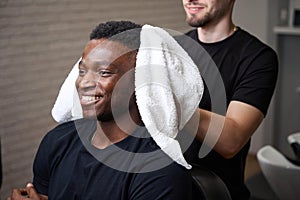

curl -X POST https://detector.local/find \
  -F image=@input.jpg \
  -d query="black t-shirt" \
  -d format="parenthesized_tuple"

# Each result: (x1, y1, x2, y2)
(176, 28, 278, 200)
(33, 119, 193, 200)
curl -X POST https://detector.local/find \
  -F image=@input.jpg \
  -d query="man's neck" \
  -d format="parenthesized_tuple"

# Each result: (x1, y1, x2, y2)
(92, 109, 142, 149)
(91, 120, 130, 149)
(197, 20, 236, 43)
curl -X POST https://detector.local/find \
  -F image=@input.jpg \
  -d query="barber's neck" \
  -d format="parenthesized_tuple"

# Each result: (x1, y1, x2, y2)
(197, 19, 236, 43)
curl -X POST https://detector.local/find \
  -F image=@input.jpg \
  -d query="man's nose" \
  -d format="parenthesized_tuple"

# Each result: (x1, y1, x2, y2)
(79, 71, 99, 88)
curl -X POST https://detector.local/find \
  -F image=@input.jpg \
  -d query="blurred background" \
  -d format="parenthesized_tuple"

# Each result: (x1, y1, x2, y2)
(1, 0, 299, 199)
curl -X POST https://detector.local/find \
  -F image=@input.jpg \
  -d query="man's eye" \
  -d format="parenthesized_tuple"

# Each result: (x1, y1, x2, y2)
(98, 71, 112, 77)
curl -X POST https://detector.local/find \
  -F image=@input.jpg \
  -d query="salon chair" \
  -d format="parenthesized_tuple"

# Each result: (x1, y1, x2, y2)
(257, 145, 300, 200)
(191, 164, 232, 200)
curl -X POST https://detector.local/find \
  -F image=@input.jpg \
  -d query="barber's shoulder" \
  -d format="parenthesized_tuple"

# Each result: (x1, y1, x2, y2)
(239, 29, 276, 53)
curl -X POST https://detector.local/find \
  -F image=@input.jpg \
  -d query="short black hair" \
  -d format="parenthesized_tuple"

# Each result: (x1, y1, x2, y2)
(90, 20, 142, 50)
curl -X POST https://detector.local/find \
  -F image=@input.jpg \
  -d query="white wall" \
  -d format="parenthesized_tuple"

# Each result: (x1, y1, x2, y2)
(233, 0, 269, 43)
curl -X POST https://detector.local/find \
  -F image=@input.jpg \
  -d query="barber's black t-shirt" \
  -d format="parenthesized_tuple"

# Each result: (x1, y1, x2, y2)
(33, 119, 193, 200)
(177, 28, 278, 200)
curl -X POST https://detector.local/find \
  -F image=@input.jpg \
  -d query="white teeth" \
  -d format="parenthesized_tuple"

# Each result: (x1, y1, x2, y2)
(82, 96, 101, 102)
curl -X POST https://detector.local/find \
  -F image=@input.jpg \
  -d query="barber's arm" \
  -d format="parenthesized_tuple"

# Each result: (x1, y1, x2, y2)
(187, 46, 278, 159)
(195, 101, 264, 158)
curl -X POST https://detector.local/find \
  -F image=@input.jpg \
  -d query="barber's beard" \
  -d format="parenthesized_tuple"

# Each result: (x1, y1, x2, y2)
(186, 13, 211, 27)
(186, 8, 227, 28)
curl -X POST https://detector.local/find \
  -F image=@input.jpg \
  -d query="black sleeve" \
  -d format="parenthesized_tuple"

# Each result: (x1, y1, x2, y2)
(232, 47, 278, 116)
(128, 164, 193, 200)
(32, 134, 51, 196)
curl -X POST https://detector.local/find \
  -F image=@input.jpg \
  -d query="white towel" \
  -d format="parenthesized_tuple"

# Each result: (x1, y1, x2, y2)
(135, 25, 203, 169)
(51, 24, 204, 169)
(51, 58, 82, 123)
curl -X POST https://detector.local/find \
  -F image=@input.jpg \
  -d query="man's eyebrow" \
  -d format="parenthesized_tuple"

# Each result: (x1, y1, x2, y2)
(79, 60, 118, 68)
(78, 60, 106, 67)
(92, 60, 119, 68)
(93, 61, 110, 66)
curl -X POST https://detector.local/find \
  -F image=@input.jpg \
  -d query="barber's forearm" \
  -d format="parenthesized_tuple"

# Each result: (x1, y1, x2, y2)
(197, 109, 247, 158)
(185, 104, 263, 159)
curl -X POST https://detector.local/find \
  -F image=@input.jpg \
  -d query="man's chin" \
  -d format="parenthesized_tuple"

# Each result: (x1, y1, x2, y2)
(82, 111, 97, 120)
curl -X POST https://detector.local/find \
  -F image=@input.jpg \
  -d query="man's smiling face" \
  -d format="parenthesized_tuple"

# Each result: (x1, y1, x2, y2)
(75, 39, 137, 121)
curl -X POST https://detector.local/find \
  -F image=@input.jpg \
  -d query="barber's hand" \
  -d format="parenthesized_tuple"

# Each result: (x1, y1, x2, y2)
(6, 183, 48, 200)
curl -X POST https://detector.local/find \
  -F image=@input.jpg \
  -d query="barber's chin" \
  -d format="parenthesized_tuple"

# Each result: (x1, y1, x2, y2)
(186, 16, 206, 28)
(187, 20, 200, 28)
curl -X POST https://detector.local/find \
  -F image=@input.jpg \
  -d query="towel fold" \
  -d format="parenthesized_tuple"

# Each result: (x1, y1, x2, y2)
(51, 24, 204, 169)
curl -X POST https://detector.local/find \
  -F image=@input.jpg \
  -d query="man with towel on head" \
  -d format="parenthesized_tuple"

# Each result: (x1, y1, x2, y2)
(179, 0, 279, 199)
(6, 21, 196, 200)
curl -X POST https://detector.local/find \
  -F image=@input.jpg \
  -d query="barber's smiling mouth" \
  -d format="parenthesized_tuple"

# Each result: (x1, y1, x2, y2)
(187, 6, 204, 13)
(185, 3, 205, 14)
